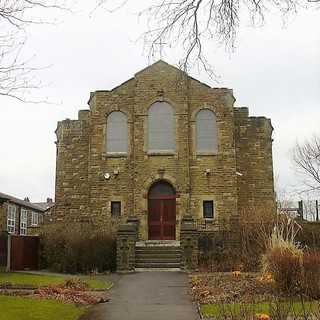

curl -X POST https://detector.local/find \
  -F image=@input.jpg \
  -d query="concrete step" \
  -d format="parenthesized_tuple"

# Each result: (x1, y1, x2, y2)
(136, 256, 181, 263)
(136, 240, 180, 247)
(135, 253, 181, 259)
(135, 244, 182, 269)
(135, 262, 181, 268)
(135, 247, 181, 253)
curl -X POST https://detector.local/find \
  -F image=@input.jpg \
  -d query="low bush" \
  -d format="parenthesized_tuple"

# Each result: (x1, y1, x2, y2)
(264, 248, 302, 294)
(301, 251, 320, 299)
(261, 215, 304, 294)
(40, 223, 116, 274)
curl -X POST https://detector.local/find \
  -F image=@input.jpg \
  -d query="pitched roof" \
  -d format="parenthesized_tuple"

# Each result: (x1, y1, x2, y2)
(0, 192, 45, 212)
(33, 202, 55, 211)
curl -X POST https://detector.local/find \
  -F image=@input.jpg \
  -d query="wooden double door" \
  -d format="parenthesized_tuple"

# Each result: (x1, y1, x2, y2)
(148, 182, 176, 240)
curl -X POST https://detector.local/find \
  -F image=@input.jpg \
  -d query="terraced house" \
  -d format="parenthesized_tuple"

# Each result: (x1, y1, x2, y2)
(54, 61, 275, 247)
(0, 192, 45, 236)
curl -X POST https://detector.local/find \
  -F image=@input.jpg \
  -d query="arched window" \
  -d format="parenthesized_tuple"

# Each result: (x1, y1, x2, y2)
(106, 111, 128, 154)
(148, 101, 175, 152)
(196, 109, 218, 153)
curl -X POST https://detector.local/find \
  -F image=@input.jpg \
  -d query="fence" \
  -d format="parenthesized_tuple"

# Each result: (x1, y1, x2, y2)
(278, 200, 320, 222)
(0, 234, 39, 271)
(0, 233, 7, 268)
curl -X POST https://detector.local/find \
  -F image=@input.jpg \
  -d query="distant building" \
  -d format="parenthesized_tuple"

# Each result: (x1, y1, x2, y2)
(0, 192, 50, 236)
(32, 198, 55, 224)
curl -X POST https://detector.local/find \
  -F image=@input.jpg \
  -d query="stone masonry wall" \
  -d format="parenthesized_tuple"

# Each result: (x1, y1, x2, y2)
(54, 115, 90, 223)
(234, 107, 275, 214)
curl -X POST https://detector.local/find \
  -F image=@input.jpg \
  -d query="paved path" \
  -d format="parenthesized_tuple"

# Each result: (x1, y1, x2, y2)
(82, 272, 200, 320)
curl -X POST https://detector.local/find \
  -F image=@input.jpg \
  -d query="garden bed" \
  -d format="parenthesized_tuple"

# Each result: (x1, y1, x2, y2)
(191, 272, 320, 319)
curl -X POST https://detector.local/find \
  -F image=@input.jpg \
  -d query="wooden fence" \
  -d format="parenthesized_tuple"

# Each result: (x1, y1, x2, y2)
(0, 234, 7, 268)
(0, 234, 39, 271)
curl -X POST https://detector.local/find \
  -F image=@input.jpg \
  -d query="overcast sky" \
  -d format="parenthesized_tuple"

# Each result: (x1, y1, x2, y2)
(0, 2, 319, 202)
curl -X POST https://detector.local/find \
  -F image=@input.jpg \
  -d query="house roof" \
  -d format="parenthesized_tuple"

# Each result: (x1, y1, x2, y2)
(33, 202, 55, 211)
(0, 192, 45, 212)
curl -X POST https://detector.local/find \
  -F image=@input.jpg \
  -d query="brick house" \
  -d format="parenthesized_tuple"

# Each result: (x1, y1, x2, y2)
(0, 192, 45, 236)
(54, 60, 275, 243)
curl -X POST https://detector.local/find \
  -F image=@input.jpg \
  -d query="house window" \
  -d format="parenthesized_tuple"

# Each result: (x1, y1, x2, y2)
(20, 209, 28, 235)
(148, 101, 175, 153)
(203, 200, 214, 219)
(111, 201, 121, 217)
(106, 111, 128, 154)
(31, 211, 39, 226)
(196, 109, 218, 153)
(7, 205, 16, 234)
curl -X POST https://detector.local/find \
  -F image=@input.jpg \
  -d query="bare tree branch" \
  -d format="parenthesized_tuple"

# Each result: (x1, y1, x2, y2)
(292, 135, 320, 196)
(96, 0, 319, 76)
(0, 0, 69, 102)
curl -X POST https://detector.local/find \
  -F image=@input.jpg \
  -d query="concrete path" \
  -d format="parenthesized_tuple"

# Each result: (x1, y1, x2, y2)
(81, 272, 200, 320)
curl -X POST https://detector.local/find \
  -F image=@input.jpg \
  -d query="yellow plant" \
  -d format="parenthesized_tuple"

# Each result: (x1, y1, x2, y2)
(232, 270, 241, 277)
(256, 313, 270, 320)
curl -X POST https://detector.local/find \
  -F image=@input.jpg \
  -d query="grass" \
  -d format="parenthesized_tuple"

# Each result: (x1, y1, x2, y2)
(0, 272, 112, 290)
(0, 296, 86, 320)
(201, 301, 320, 317)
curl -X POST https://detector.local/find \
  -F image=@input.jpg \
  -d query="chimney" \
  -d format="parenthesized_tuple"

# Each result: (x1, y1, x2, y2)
(47, 198, 53, 203)
(24, 197, 30, 202)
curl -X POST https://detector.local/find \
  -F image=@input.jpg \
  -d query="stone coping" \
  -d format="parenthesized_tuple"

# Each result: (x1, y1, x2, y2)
(135, 268, 182, 272)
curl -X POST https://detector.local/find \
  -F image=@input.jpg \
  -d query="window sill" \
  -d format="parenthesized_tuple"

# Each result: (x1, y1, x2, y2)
(147, 151, 176, 156)
(196, 152, 218, 156)
(103, 152, 128, 158)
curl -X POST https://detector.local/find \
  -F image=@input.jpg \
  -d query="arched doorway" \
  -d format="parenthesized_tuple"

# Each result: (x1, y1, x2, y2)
(148, 181, 176, 240)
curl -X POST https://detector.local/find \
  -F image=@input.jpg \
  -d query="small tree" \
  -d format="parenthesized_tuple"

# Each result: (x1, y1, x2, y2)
(292, 135, 320, 195)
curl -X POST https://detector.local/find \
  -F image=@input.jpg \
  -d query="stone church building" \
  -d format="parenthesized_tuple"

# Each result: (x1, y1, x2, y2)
(54, 61, 275, 243)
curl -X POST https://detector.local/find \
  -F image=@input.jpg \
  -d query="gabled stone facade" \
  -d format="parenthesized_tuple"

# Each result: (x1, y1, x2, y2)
(54, 61, 275, 240)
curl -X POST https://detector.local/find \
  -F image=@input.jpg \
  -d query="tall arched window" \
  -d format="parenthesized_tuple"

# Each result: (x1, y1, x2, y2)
(148, 101, 175, 152)
(106, 111, 128, 154)
(196, 109, 218, 153)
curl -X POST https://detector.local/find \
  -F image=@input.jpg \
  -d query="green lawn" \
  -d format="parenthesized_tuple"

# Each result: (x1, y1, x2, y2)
(201, 301, 319, 317)
(0, 296, 86, 320)
(0, 272, 112, 290)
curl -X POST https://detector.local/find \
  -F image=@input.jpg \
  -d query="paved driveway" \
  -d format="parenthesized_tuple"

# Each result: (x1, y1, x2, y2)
(82, 272, 200, 320)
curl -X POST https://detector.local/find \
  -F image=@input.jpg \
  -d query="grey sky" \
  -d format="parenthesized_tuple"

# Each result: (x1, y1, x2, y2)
(0, 2, 319, 201)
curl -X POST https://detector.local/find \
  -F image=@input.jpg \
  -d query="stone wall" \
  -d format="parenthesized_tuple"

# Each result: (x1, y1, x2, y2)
(55, 116, 90, 223)
(234, 107, 275, 214)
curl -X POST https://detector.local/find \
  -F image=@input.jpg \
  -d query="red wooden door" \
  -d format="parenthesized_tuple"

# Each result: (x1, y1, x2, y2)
(148, 197, 176, 240)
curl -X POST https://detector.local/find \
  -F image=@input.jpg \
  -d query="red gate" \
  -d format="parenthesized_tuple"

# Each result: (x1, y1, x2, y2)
(10, 236, 39, 271)
(0, 235, 7, 267)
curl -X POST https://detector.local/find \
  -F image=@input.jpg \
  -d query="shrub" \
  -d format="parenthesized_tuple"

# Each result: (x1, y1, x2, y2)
(239, 207, 276, 271)
(301, 251, 320, 298)
(261, 215, 304, 294)
(265, 248, 302, 294)
(40, 223, 116, 274)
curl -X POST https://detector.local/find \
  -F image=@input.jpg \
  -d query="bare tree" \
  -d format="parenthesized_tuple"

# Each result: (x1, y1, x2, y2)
(292, 135, 320, 195)
(0, 0, 68, 102)
(97, 0, 319, 76)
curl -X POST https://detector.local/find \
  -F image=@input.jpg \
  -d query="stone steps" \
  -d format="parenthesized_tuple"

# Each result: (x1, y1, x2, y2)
(135, 241, 181, 270)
